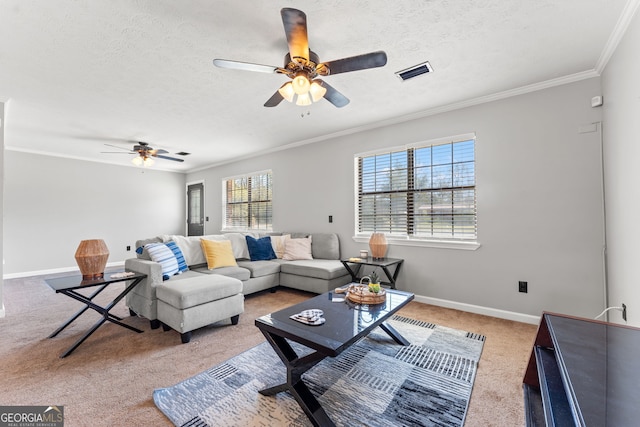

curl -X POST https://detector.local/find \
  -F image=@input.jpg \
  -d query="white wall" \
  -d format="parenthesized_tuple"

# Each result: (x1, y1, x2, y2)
(0, 102, 4, 317)
(602, 9, 640, 326)
(3, 151, 186, 276)
(188, 78, 606, 321)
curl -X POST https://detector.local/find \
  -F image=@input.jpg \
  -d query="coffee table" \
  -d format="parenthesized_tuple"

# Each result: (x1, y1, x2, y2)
(46, 271, 147, 358)
(255, 288, 414, 427)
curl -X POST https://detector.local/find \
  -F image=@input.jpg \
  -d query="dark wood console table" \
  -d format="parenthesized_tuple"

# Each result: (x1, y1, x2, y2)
(523, 312, 640, 426)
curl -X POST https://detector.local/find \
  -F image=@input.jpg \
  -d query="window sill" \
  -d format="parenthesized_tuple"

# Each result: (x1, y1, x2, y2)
(352, 236, 481, 251)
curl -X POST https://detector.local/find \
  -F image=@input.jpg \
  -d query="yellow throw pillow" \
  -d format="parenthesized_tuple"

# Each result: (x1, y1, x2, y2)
(200, 239, 238, 269)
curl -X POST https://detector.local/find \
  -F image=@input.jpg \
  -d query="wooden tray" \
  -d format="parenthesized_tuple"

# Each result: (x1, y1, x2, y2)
(336, 284, 386, 305)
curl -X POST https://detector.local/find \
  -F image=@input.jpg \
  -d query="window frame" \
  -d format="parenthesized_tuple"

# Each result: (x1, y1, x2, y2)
(221, 169, 273, 232)
(353, 133, 480, 251)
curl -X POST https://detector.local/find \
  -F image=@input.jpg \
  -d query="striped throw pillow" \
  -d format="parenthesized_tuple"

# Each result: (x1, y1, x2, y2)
(145, 243, 179, 280)
(165, 241, 188, 273)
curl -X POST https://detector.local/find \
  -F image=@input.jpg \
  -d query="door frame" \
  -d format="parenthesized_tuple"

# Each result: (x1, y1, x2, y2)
(186, 180, 205, 236)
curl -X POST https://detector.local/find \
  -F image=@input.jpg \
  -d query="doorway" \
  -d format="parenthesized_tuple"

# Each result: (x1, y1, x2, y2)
(187, 182, 204, 236)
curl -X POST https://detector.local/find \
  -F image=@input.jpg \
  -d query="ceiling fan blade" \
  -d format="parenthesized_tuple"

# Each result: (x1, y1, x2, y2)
(318, 80, 350, 108)
(100, 151, 134, 154)
(149, 149, 168, 155)
(155, 154, 184, 162)
(213, 59, 286, 74)
(103, 143, 134, 152)
(281, 8, 309, 60)
(319, 51, 388, 75)
(264, 90, 284, 107)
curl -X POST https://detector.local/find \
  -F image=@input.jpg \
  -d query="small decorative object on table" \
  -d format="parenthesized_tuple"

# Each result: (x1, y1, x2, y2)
(335, 273, 386, 305)
(369, 232, 388, 260)
(75, 239, 110, 280)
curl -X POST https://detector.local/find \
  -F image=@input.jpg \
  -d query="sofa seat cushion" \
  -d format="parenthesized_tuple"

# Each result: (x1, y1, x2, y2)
(279, 260, 349, 280)
(191, 265, 250, 281)
(156, 274, 243, 310)
(236, 260, 281, 278)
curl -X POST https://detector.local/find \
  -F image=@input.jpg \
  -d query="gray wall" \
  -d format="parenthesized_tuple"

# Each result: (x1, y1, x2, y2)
(188, 78, 606, 321)
(3, 151, 186, 275)
(602, 9, 640, 326)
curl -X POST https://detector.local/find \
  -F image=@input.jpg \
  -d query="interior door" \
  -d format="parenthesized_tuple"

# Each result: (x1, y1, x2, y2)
(187, 182, 204, 236)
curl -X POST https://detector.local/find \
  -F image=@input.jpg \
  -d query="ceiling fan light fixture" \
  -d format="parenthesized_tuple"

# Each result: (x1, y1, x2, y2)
(131, 156, 143, 166)
(278, 82, 295, 102)
(309, 80, 326, 102)
(295, 92, 312, 106)
(292, 73, 311, 95)
(143, 157, 155, 167)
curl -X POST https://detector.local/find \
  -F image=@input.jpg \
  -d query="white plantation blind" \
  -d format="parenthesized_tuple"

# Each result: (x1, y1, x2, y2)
(223, 170, 272, 231)
(357, 137, 476, 240)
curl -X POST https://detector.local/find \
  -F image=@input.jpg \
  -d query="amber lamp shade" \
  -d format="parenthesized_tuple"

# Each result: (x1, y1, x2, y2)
(75, 239, 109, 280)
(369, 233, 388, 260)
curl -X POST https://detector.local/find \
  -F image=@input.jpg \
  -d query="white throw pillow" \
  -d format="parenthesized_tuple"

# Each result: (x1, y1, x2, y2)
(282, 236, 313, 261)
(169, 235, 227, 266)
(270, 234, 290, 259)
(224, 233, 251, 260)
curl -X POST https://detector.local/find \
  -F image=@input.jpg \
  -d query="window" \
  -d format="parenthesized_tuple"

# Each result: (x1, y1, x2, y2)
(356, 135, 476, 241)
(223, 170, 272, 231)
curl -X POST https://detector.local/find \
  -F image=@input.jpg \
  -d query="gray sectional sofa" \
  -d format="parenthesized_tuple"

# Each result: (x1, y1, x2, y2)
(125, 232, 352, 342)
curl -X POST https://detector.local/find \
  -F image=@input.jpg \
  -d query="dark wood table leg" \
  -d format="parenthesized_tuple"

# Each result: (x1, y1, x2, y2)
(259, 331, 336, 427)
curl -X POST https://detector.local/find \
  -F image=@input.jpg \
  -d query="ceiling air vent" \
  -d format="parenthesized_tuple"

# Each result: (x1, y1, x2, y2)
(395, 61, 433, 81)
(175, 152, 191, 156)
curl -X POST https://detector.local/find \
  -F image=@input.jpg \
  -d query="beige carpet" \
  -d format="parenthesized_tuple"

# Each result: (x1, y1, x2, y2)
(0, 273, 536, 426)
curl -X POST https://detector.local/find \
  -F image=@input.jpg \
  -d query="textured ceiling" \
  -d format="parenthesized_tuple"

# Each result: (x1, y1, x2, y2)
(0, 0, 634, 172)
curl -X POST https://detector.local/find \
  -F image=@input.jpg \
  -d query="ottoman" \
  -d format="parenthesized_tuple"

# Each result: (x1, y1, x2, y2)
(156, 274, 244, 343)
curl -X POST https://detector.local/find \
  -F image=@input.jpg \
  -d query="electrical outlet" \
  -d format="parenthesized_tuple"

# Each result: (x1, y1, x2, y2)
(622, 303, 627, 321)
(518, 281, 528, 293)
(126, 245, 131, 251)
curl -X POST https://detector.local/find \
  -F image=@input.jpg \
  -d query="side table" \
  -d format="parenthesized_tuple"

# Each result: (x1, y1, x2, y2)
(46, 271, 147, 358)
(340, 257, 404, 289)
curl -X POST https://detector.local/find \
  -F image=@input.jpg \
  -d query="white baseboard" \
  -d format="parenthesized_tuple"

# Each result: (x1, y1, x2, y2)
(3, 261, 125, 280)
(414, 294, 541, 325)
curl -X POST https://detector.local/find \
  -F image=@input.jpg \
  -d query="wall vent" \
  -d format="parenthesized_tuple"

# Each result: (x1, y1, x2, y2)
(395, 61, 433, 81)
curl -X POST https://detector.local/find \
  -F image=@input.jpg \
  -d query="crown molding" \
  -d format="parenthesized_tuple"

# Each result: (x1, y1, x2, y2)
(595, 0, 640, 74)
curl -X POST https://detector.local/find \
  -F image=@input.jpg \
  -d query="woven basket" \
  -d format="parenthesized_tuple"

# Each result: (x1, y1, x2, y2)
(342, 284, 386, 305)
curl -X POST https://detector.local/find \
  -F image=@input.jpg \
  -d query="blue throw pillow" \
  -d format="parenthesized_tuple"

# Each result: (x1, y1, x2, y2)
(245, 235, 276, 261)
(165, 241, 188, 273)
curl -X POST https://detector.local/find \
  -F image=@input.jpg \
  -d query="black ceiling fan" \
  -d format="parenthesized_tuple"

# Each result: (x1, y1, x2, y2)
(213, 7, 387, 108)
(101, 142, 184, 165)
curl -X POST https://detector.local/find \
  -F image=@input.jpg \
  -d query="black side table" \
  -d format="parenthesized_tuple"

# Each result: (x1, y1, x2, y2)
(340, 257, 404, 289)
(46, 271, 147, 357)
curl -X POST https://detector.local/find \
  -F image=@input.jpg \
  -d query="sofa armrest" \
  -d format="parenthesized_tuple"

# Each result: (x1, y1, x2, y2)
(125, 258, 163, 289)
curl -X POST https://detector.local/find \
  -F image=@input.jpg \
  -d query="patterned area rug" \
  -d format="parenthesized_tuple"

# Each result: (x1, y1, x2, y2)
(153, 315, 485, 427)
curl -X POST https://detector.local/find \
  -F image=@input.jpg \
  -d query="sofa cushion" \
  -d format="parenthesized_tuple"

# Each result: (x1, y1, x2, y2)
(165, 241, 188, 273)
(224, 232, 251, 260)
(279, 259, 350, 280)
(246, 235, 276, 261)
(282, 236, 313, 261)
(236, 260, 281, 278)
(156, 274, 243, 310)
(167, 234, 227, 266)
(191, 265, 251, 281)
(309, 233, 340, 260)
(145, 243, 179, 280)
(200, 239, 238, 269)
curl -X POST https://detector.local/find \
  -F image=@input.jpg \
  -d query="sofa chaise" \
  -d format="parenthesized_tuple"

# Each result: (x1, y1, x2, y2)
(125, 232, 352, 343)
